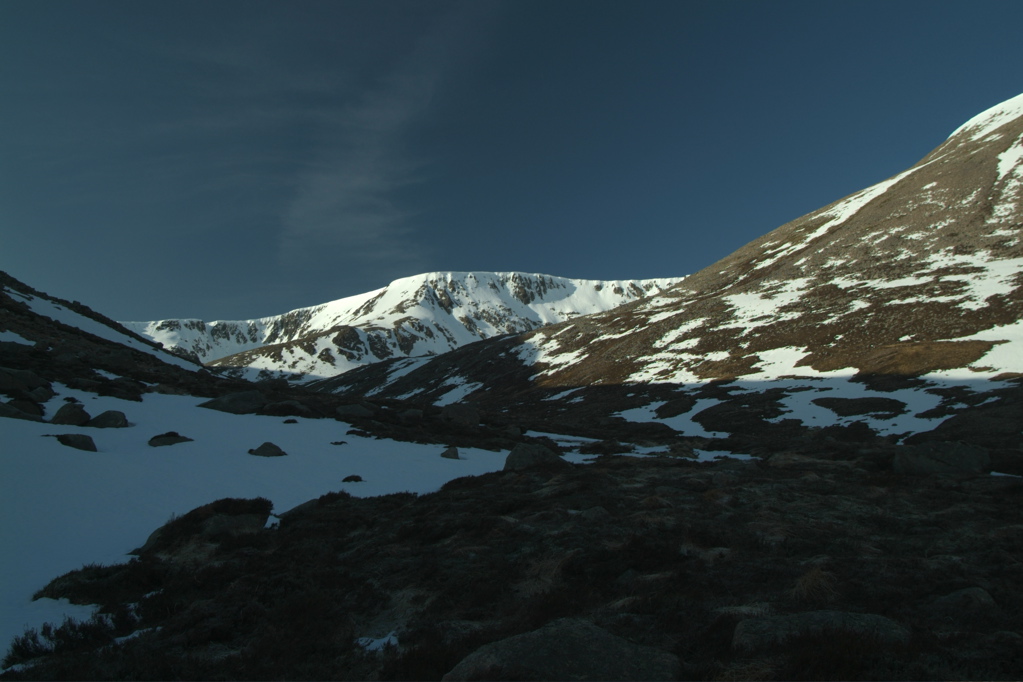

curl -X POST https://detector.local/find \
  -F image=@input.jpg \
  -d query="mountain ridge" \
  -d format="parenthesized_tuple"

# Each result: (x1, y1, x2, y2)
(124, 271, 684, 382)
(310, 91, 1023, 451)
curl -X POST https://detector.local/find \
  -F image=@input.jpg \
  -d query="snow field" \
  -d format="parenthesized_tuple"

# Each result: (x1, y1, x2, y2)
(614, 373, 1014, 441)
(125, 272, 685, 377)
(0, 386, 507, 657)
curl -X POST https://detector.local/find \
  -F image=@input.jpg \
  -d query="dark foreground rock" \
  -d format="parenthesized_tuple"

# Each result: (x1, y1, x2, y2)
(732, 610, 910, 653)
(52, 434, 97, 452)
(87, 410, 129, 429)
(198, 390, 268, 415)
(893, 441, 991, 474)
(148, 432, 194, 447)
(442, 617, 680, 681)
(503, 442, 566, 470)
(0, 402, 43, 422)
(49, 402, 90, 426)
(6, 454, 1023, 681)
(247, 442, 287, 457)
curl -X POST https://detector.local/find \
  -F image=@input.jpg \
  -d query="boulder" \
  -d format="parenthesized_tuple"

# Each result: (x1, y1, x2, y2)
(732, 610, 910, 653)
(199, 514, 267, 538)
(148, 432, 194, 447)
(0, 367, 49, 392)
(88, 410, 129, 428)
(0, 402, 43, 422)
(336, 403, 378, 419)
(28, 386, 55, 402)
(931, 587, 997, 616)
(442, 618, 680, 681)
(0, 369, 25, 393)
(441, 403, 480, 427)
(256, 378, 291, 391)
(199, 390, 268, 415)
(398, 408, 424, 425)
(893, 442, 990, 475)
(248, 442, 288, 457)
(261, 400, 316, 418)
(441, 446, 460, 460)
(50, 402, 91, 426)
(504, 442, 567, 471)
(54, 434, 98, 452)
(7, 399, 43, 416)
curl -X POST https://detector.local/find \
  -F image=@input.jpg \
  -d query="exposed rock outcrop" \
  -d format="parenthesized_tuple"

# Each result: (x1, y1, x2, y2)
(442, 618, 680, 681)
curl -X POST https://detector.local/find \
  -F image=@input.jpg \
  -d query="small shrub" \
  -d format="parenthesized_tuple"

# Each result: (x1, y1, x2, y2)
(2, 614, 119, 668)
(791, 565, 839, 605)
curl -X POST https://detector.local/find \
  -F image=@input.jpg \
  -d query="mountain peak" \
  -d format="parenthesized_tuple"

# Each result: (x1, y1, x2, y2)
(947, 91, 1023, 141)
(126, 271, 685, 381)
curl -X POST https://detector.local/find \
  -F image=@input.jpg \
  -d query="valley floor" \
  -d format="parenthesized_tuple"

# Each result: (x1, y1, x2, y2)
(3, 445, 1023, 680)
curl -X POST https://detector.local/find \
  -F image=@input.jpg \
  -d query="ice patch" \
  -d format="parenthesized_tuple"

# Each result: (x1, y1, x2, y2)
(0, 386, 507, 652)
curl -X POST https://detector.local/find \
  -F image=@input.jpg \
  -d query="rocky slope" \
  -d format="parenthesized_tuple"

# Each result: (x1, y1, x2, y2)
(124, 272, 683, 382)
(6, 449, 1023, 681)
(312, 93, 1023, 456)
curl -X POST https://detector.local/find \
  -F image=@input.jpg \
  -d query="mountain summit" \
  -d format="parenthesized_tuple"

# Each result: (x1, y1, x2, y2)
(125, 272, 683, 382)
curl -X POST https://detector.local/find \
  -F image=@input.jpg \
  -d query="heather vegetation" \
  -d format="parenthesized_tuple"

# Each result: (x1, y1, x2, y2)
(5, 448, 1022, 680)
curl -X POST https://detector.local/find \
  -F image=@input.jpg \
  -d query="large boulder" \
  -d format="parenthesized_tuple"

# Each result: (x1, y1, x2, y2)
(441, 403, 480, 427)
(131, 497, 272, 559)
(893, 442, 990, 475)
(930, 587, 997, 617)
(0, 367, 49, 393)
(336, 403, 376, 419)
(198, 390, 268, 415)
(87, 410, 129, 428)
(398, 408, 424, 425)
(199, 513, 267, 538)
(261, 400, 317, 418)
(248, 442, 288, 457)
(7, 399, 43, 417)
(442, 618, 680, 681)
(504, 442, 567, 471)
(54, 434, 98, 452)
(50, 402, 91, 426)
(732, 610, 910, 653)
(0, 401, 43, 422)
(148, 431, 194, 447)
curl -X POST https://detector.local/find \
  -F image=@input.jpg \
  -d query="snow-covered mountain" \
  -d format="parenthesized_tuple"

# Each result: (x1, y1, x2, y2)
(124, 271, 683, 382)
(314, 93, 1023, 447)
(4, 94, 1023, 679)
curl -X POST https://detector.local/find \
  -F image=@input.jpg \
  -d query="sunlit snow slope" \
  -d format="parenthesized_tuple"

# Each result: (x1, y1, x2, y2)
(125, 272, 683, 382)
(317, 92, 1023, 430)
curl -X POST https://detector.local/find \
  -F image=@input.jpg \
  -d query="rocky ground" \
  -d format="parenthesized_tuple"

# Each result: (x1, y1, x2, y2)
(4, 269, 1023, 680)
(3, 436, 1022, 680)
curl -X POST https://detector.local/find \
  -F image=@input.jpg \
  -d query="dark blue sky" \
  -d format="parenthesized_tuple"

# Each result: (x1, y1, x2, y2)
(2, 0, 1021, 321)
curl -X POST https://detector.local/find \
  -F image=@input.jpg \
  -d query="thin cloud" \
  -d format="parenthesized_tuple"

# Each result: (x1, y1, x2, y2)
(277, 44, 441, 273)
(277, 2, 500, 275)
